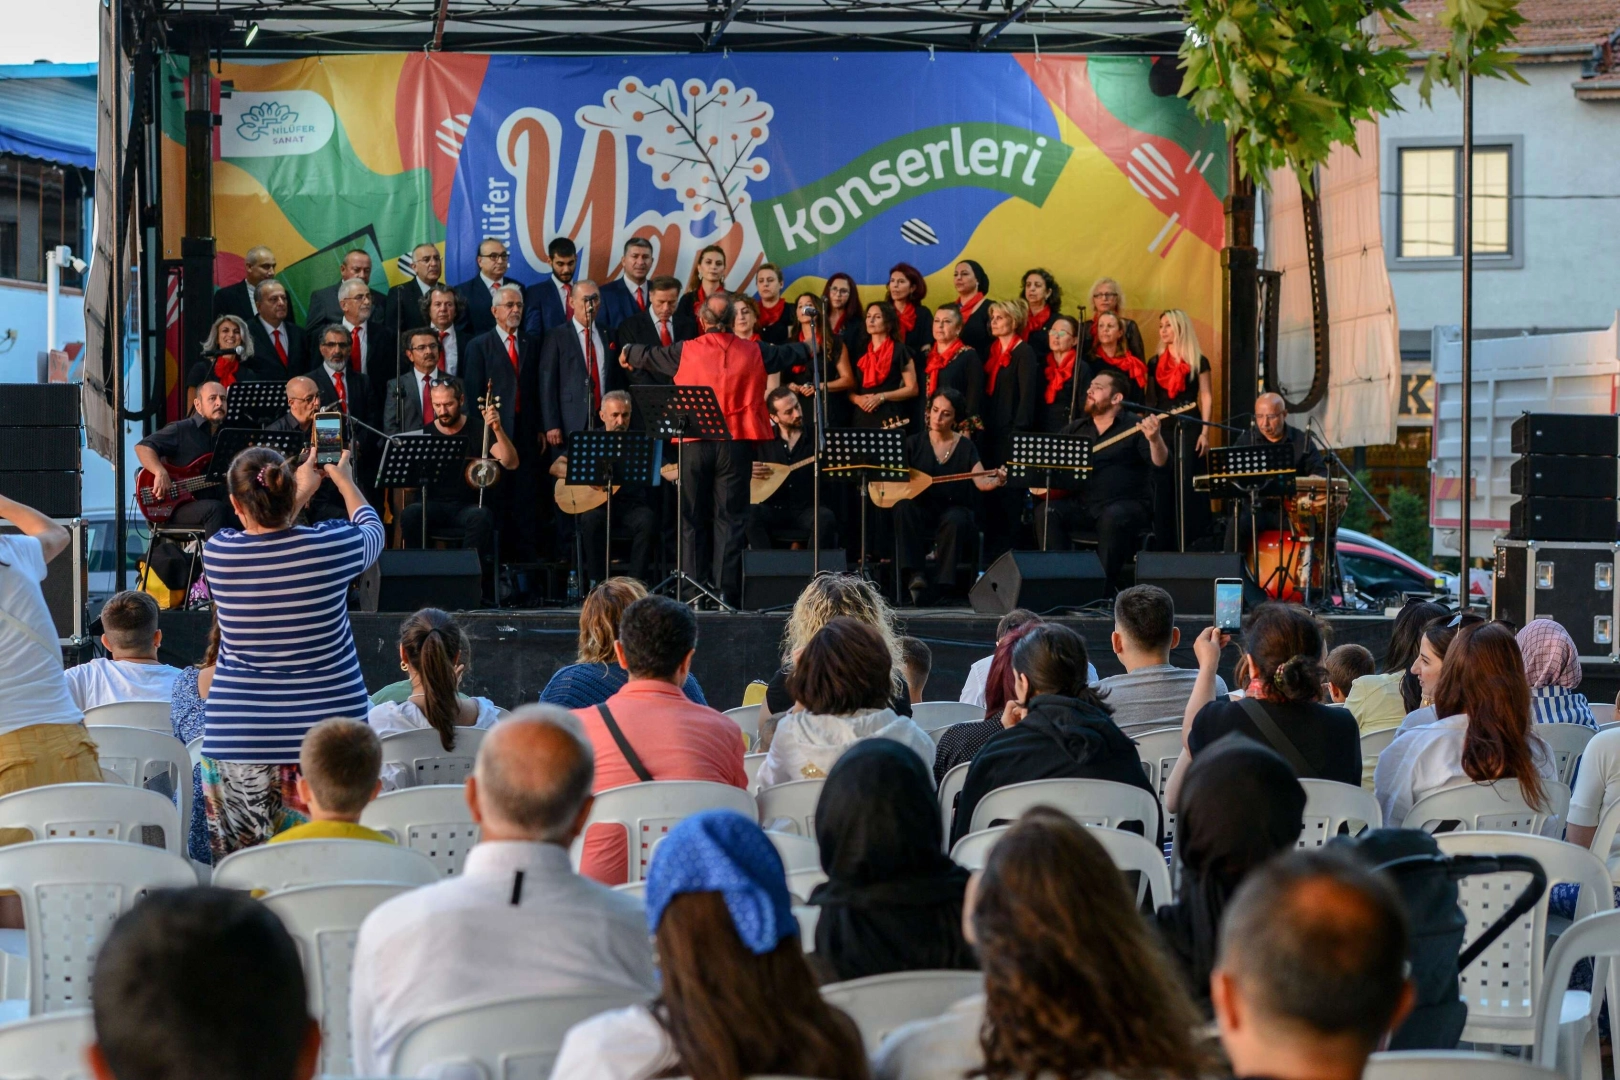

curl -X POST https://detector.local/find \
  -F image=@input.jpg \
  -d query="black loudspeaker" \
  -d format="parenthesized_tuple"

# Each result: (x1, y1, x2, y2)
(358, 550, 482, 612)
(1510, 455, 1617, 499)
(1511, 413, 1618, 457)
(1134, 551, 1267, 616)
(1, 520, 87, 642)
(0, 384, 81, 427)
(969, 551, 1108, 615)
(0, 428, 81, 472)
(1509, 497, 1617, 542)
(742, 549, 847, 611)
(0, 471, 81, 517)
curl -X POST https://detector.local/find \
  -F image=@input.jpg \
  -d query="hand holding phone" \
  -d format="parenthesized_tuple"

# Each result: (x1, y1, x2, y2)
(314, 413, 344, 466)
(1214, 578, 1244, 633)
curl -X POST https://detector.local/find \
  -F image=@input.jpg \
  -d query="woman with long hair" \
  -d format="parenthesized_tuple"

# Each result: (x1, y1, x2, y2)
(1082, 276, 1146, 360)
(952, 259, 992, 356)
(1086, 310, 1147, 403)
(1020, 268, 1061, 362)
(1344, 600, 1449, 731)
(731, 295, 762, 342)
(919, 305, 983, 429)
(1038, 314, 1092, 433)
(822, 272, 864, 346)
(1401, 612, 1485, 729)
(552, 810, 872, 1080)
(876, 807, 1208, 1080)
(677, 244, 728, 321)
(980, 298, 1039, 556)
(169, 613, 222, 864)
(367, 608, 501, 790)
(540, 577, 707, 708)
(1146, 308, 1215, 548)
(775, 293, 855, 428)
(753, 262, 792, 345)
(932, 618, 1044, 784)
(1518, 618, 1599, 727)
(849, 300, 918, 431)
(887, 263, 932, 355)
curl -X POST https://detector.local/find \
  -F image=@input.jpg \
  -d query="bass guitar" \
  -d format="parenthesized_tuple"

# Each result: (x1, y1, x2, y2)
(135, 455, 218, 524)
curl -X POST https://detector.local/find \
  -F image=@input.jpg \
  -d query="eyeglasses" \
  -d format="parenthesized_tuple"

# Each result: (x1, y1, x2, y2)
(479, 251, 510, 262)
(1093, 291, 1120, 299)
(288, 394, 319, 405)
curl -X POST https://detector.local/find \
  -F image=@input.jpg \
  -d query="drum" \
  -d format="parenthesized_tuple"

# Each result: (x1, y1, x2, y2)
(1250, 529, 1317, 601)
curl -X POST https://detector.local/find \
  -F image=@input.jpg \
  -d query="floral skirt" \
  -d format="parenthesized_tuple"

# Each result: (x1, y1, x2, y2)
(201, 757, 308, 862)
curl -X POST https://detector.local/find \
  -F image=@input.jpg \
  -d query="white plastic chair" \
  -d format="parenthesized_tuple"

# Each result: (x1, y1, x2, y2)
(766, 829, 821, 872)
(744, 752, 766, 791)
(794, 904, 820, 952)
(1297, 778, 1383, 848)
(0, 782, 183, 855)
(1589, 703, 1614, 726)
(1536, 909, 1620, 1080)
(1403, 779, 1571, 834)
(212, 838, 441, 894)
(378, 727, 486, 789)
(949, 825, 1007, 870)
(756, 778, 823, 837)
(785, 866, 828, 903)
(1361, 726, 1400, 759)
(1434, 831, 1613, 1059)
(0, 1007, 94, 1080)
(81, 700, 171, 731)
(387, 989, 647, 1077)
(568, 781, 757, 883)
(1366, 1051, 1564, 1080)
(722, 705, 760, 750)
(186, 735, 204, 768)
(968, 778, 1160, 840)
(911, 701, 983, 732)
(927, 721, 974, 748)
(0, 840, 197, 1015)
(950, 823, 1173, 909)
(1537, 723, 1597, 786)
(90, 725, 192, 840)
(938, 761, 970, 843)
(820, 970, 984, 1052)
(359, 786, 480, 877)
(1133, 725, 1182, 844)
(262, 882, 415, 1078)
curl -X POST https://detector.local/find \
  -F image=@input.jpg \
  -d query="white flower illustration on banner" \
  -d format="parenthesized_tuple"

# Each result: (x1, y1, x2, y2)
(236, 102, 297, 142)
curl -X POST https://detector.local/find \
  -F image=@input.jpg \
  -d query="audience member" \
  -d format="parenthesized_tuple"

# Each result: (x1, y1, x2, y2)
(1213, 851, 1414, 1080)
(350, 708, 657, 1074)
(875, 808, 1207, 1080)
(1395, 613, 1483, 733)
(551, 810, 871, 1080)
(950, 624, 1158, 847)
(170, 615, 219, 864)
(900, 636, 932, 704)
(1560, 723, 1620, 914)
(540, 578, 707, 708)
(1325, 644, 1374, 703)
(1167, 604, 1360, 811)
(367, 609, 501, 790)
(573, 596, 747, 884)
(65, 590, 182, 711)
(1344, 600, 1446, 732)
(808, 739, 975, 983)
(958, 607, 1096, 706)
(759, 618, 934, 788)
(1518, 618, 1598, 728)
(271, 719, 391, 844)
(932, 619, 1043, 784)
(89, 887, 320, 1080)
(1154, 735, 1305, 1015)
(1375, 621, 1556, 829)
(1099, 584, 1227, 736)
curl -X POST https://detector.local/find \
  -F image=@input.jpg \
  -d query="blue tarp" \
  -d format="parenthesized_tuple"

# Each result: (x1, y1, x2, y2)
(0, 63, 97, 169)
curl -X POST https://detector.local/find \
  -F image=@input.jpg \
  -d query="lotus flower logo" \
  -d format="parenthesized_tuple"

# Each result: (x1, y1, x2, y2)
(236, 102, 297, 142)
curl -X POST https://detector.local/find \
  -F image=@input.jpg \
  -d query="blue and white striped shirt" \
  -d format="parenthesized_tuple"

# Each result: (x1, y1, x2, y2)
(1532, 686, 1598, 730)
(202, 506, 385, 763)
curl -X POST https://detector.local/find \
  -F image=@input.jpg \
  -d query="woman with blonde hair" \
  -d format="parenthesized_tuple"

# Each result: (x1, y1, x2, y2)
(1082, 276, 1146, 359)
(190, 314, 261, 390)
(540, 577, 708, 708)
(982, 297, 1038, 557)
(1147, 307, 1215, 548)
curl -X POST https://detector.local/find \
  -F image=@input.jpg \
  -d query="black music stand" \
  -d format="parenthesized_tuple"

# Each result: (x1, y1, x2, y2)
(565, 429, 663, 589)
(374, 434, 468, 549)
(629, 384, 732, 609)
(1008, 433, 1092, 552)
(206, 428, 308, 480)
(821, 427, 907, 581)
(224, 381, 291, 427)
(1207, 442, 1296, 594)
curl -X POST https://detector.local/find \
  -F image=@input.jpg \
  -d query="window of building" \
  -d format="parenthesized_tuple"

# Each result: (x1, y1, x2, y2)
(0, 154, 89, 289)
(1396, 145, 1512, 259)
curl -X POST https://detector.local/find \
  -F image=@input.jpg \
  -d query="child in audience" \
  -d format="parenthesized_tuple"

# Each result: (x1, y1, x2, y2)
(65, 590, 182, 711)
(270, 718, 392, 844)
(900, 636, 932, 704)
(1325, 644, 1375, 704)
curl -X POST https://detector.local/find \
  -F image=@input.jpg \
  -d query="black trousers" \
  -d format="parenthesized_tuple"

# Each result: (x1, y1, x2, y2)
(895, 500, 976, 587)
(679, 440, 753, 603)
(578, 500, 659, 587)
(746, 501, 838, 552)
(1031, 497, 1151, 590)
(166, 497, 237, 538)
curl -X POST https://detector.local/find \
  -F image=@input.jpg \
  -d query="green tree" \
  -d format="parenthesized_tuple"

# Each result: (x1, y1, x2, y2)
(1385, 487, 1433, 565)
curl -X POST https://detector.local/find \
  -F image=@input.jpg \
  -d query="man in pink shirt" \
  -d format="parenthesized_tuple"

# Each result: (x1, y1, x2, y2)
(573, 595, 748, 883)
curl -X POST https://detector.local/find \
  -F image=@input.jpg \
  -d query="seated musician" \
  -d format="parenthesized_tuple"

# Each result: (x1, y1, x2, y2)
(134, 380, 238, 537)
(1230, 391, 1328, 547)
(1033, 369, 1168, 592)
(549, 390, 659, 587)
(265, 376, 347, 523)
(896, 388, 1003, 606)
(401, 378, 518, 604)
(748, 387, 837, 552)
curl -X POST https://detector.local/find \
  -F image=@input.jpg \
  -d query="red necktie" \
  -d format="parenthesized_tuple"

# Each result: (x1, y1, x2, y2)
(506, 332, 520, 372)
(584, 327, 601, 412)
(332, 369, 348, 411)
(563, 282, 573, 320)
(437, 329, 449, 372)
(635, 285, 647, 311)
(272, 328, 287, 366)
(350, 327, 363, 372)
(659, 319, 672, 347)
(422, 374, 435, 426)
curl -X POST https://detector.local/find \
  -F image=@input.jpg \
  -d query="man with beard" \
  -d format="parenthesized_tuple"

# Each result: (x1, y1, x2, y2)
(135, 380, 239, 536)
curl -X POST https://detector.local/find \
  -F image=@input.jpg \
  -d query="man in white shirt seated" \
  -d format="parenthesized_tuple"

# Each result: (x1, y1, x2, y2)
(959, 608, 1095, 706)
(65, 591, 182, 712)
(1098, 585, 1225, 738)
(348, 705, 658, 1075)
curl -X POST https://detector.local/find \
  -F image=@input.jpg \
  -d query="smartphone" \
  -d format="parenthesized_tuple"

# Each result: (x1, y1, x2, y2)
(313, 414, 344, 466)
(1214, 578, 1244, 632)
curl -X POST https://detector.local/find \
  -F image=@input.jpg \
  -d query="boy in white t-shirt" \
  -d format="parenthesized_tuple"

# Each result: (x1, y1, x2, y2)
(65, 590, 182, 712)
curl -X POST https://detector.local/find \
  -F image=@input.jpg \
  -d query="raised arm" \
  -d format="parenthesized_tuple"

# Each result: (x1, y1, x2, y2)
(621, 341, 684, 378)
(0, 494, 69, 563)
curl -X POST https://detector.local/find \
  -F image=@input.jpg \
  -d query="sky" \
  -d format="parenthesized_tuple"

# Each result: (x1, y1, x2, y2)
(3, 0, 100, 66)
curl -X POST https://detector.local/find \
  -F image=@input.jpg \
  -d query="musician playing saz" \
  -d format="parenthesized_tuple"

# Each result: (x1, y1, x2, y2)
(549, 390, 659, 587)
(896, 388, 1004, 606)
(748, 387, 838, 552)
(134, 380, 239, 536)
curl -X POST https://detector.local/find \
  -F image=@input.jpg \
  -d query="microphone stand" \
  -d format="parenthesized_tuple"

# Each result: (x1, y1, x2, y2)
(810, 328, 826, 570)
(1304, 418, 1390, 610)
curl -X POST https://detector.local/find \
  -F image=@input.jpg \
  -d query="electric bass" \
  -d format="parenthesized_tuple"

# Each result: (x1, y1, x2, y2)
(135, 455, 219, 524)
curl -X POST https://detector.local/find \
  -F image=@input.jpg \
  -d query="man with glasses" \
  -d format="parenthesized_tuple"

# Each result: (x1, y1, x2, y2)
(385, 329, 450, 435)
(455, 238, 514, 337)
(1230, 391, 1329, 570)
(307, 249, 387, 334)
(267, 376, 350, 522)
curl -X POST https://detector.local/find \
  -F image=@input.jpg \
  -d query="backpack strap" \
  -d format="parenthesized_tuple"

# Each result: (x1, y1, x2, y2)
(1238, 696, 1315, 777)
(596, 703, 654, 783)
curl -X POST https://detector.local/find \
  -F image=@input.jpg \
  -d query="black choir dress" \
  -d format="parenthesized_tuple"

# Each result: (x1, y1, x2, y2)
(849, 341, 914, 432)
(1145, 352, 1213, 550)
(957, 297, 992, 359)
(894, 303, 933, 356)
(1023, 306, 1057, 365)
(1037, 351, 1094, 435)
(895, 432, 982, 594)
(919, 344, 985, 431)
(978, 339, 1040, 557)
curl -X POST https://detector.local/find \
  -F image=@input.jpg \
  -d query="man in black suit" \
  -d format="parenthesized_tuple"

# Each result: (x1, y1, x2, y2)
(384, 242, 443, 332)
(549, 390, 659, 587)
(539, 280, 622, 453)
(213, 245, 276, 322)
(453, 237, 515, 339)
(421, 284, 470, 379)
(609, 275, 695, 384)
(309, 324, 375, 426)
(305, 249, 386, 334)
(596, 237, 654, 335)
(383, 328, 446, 435)
(246, 281, 309, 378)
(462, 282, 545, 559)
(334, 279, 398, 419)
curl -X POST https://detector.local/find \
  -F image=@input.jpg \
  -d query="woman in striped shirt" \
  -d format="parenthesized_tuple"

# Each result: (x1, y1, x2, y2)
(201, 445, 384, 859)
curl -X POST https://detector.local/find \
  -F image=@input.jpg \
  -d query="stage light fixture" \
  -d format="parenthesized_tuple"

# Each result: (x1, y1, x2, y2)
(244, 21, 260, 46)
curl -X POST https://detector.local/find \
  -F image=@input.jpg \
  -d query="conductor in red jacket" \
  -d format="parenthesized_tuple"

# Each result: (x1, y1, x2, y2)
(620, 293, 810, 605)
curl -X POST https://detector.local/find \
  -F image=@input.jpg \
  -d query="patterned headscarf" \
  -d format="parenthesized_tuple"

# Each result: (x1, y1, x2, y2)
(644, 809, 796, 955)
(1517, 618, 1582, 690)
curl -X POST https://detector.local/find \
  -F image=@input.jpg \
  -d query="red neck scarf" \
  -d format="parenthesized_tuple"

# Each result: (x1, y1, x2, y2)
(1156, 349, 1192, 399)
(1042, 349, 1078, 405)
(926, 338, 965, 397)
(757, 298, 785, 327)
(694, 285, 709, 309)
(895, 301, 917, 338)
(214, 354, 239, 388)
(830, 309, 846, 334)
(959, 292, 986, 320)
(1025, 304, 1052, 335)
(858, 337, 895, 389)
(1096, 344, 1147, 389)
(984, 337, 1018, 396)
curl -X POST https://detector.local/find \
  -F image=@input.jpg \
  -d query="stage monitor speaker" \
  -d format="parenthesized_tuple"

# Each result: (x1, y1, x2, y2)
(969, 551, 1107, 616)
(0, 428, 81, 472)
(1511, 413, 1619, 457)
(357, 549, 482, 612)
(1134, 552, 1267, 616)
(0, 519, 87, 643)
(1509, 497, 1617, 543)
(742, 549, 848, 611)
(0, 471, 81, 517)
(1510, 454, 1617, 500)
(0, 384, 81, 427)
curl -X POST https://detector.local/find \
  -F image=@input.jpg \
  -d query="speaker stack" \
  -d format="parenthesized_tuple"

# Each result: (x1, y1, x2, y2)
(0, 385, 86, 642)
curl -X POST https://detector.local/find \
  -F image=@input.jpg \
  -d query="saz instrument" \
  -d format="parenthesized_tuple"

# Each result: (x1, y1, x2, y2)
(135, 454, 218, 524)
(1028, 400, 1198, 495)
(554, 462, 680, 514)
(751, 456, 815, 504)
(463, 382, 504, 505)
(868, 467, 1000, 508)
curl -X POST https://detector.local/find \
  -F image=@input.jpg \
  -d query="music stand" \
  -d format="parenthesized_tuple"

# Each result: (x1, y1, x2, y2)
(628, 384, 732, 609)
(565, 429, 663, 589)
(1008, 433, 1092, 552)
(206, 428, 308, 480)
(374, 434, 468, 549)
(1207, 442, 1296, 595)
(821, 427, 907, 581)
(224, 381, 291, 427)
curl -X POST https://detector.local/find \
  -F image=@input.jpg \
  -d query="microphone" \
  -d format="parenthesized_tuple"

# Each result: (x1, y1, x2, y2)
(204, 345, 245, 358)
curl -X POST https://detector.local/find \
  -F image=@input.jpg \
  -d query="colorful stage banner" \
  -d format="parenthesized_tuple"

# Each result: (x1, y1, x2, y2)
(160, 52, 1227, 374)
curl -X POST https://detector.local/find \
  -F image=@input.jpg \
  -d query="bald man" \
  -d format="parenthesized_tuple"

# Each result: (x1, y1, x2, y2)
(1233, 392, 1325, 478)
(214, 245, 276, 322)
(348, 708, 657, 1075)
(267, 377, 347, 523)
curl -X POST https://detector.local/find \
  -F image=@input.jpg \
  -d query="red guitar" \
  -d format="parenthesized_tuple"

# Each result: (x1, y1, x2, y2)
(135, 454, 219, 524)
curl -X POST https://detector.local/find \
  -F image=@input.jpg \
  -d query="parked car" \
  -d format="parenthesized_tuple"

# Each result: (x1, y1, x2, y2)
(1336, 527, 1489, 607)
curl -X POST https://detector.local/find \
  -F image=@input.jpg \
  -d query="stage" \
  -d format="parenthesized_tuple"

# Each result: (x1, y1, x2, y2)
(155, 609, 1402, 712)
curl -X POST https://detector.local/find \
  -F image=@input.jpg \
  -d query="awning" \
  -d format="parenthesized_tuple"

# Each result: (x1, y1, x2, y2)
(0, 63, 98, 169)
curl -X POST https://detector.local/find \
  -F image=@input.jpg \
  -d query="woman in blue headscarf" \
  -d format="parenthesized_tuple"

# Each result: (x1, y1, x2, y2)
(549, 809, 871, 1080)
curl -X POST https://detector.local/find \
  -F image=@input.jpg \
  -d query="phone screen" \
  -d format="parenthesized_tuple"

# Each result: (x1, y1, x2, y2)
(314, 415, 344, 465)
(1214, 578, 1244, 632)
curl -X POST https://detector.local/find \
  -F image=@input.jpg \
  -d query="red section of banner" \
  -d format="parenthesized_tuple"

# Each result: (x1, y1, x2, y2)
(165, 267, 184, 423)
(397, 54, 491, 225)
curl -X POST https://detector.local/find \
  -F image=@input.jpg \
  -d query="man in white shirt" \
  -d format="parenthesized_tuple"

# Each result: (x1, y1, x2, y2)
(1098, 585, 1226, 737)
(349, 706, 656, 1075)
(65, 591, 181, 712)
